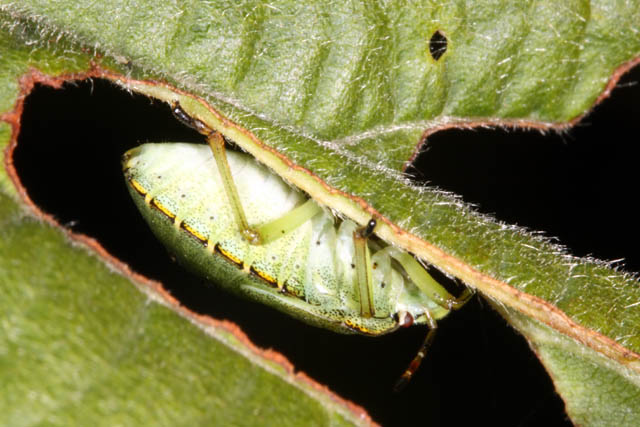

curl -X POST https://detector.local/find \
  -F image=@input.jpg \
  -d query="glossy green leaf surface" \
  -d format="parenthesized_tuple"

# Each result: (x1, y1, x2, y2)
(1, 1, 640, 425)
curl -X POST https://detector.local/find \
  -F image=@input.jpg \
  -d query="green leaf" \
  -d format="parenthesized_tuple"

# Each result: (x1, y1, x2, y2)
(1, 1, 640, 424)
(0, 192, 367, 426)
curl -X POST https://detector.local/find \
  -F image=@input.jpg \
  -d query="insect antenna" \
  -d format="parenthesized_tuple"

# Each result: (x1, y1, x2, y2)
(393, 311, 438, 392)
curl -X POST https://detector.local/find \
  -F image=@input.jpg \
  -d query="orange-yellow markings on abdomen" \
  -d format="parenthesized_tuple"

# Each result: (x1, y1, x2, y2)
(182, 222, 207, 243)
(250, 266, 278, 287)
(216, 244, 244, 268)
(130, 177, 308, 302)
(130, 178, 147, 196)
(152, 198, 176, 219)
(344, 319, 373, 335)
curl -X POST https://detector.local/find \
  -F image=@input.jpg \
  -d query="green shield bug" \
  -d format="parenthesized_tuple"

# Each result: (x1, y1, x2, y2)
(122, 102, 473, 390)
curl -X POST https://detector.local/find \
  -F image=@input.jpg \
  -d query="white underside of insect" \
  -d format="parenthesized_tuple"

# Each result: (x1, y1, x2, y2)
(122, 103, 473, 389)
(124, 143, 450, 331)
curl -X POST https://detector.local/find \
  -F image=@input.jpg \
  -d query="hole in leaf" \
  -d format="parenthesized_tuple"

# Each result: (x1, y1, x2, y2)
(429, 30, 448, 61)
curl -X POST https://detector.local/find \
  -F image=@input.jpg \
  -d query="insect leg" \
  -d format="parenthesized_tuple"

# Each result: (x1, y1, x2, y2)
(389, 249, 474, 390)
(172, 102, 329, 245)
(207, 131, 262, 244)
(388, 248, 475, 310)
(353, 219, 377, 318)
(172, 102, 260, 244)
(393, 310, 438, 392)
(255, 198, 322, 244)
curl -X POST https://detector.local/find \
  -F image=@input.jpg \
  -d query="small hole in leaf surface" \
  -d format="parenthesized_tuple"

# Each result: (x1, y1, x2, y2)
(429, 30, 448, 61)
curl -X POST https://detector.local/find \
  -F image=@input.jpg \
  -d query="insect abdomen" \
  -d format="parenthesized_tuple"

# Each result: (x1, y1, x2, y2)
(123, 143, 442, 335)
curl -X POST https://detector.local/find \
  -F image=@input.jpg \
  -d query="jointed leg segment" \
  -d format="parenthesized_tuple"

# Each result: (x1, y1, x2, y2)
(394, 310, 438, 392)
(389, 248, 475, 310)
(172, 102, 321, 245)
(389, 248, 475, 391)
(256, 199, 322, 244)
(353, 219, 377, 318)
